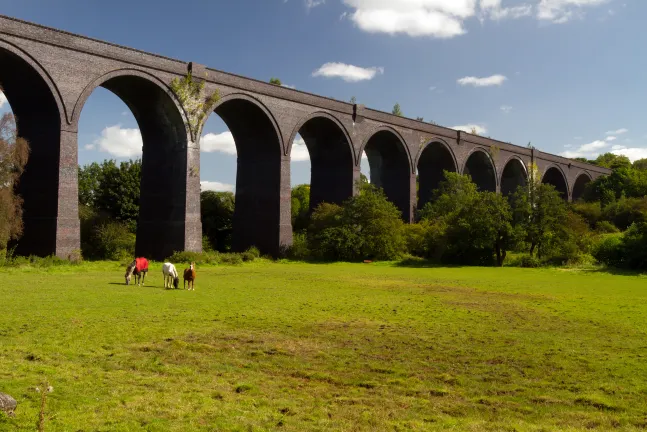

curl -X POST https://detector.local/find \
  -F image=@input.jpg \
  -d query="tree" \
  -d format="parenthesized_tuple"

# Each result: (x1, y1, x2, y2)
(0, 113, 29, 255)
(291, 184, 310, 232)
(444, 192, 517, 266)
(633, 158, 647, 171)
(201, 191, 235, 252)
(594, 153, 631, 170)
(350, 96, 357, 104)
(308, 185, 405, 261)
(92, 160, 142, 226)
(78, 162, 102, 207)
(584, 167, 647, 203)
(511, 182, 567, 259)
(392, 103, 403, 117)
(269, 77, 282, 86)
(418, 171, 478, 221)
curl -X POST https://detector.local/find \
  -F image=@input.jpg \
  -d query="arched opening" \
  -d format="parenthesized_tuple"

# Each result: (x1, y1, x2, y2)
(77, 73, 189, 260)
(463, 150, 496, 192)
(77, 88, 142, 260)
(363, 129, 412, 221)
(206, 96, 285, 254)
(295, 115, 354, 213)
(417, 141, 457, 211)
(500, 158, 527, 197)
(0, 46, 63, 257)
(572, 173, 591, 202)
(542, 166, 568, 200)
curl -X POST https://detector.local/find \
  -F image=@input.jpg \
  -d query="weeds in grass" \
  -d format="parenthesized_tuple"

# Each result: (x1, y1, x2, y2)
(36, 382, 53, 432)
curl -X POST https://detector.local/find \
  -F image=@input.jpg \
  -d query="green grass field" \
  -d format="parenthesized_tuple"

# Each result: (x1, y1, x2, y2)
(1, 261, 646, 431)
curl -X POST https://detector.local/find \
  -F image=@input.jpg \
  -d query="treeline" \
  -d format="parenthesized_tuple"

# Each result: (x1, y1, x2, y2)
(68, 152, 647, 271)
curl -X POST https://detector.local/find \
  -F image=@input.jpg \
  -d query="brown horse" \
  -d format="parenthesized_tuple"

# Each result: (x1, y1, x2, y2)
(183, 262, 196, 291)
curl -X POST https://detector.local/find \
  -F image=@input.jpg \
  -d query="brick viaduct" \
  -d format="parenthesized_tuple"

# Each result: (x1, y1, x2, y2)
(0, 15, 611, 260)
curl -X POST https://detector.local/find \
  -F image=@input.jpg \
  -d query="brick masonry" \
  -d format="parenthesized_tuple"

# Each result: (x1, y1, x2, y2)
(0, 15, 611, 259)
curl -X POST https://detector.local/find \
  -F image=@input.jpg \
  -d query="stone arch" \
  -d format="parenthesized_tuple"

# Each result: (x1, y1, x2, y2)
(541, 165, 569, 200)
(416, 139, 458, 212)
(463, 148, 497, 192)
(572, 171, 592, 202)
(361, 126, 413, 221)
(0, 39, 68, 257)
(287, 111, 355, 214)
(207, 93, 286, 254)
(71, 68, 189, 131)
(73, 68, 192, 259)
(500, 156, 528, 197)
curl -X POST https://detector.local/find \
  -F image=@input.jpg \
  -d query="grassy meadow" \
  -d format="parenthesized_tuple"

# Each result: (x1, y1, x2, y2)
(1, 260, 646, 431)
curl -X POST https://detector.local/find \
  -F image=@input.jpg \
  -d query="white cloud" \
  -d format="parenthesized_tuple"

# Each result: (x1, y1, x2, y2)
(305, 0, 325, 9)
(538, 0, 608, 24)
(91, 125, 142, 158)
(281, 84, 296, 89)
(452, 124, 488, 135)
(457, 74, 507, 87)
(610, 147, 647, 162)
(84, 144, 95, 150)
(480, 0, 532, 21)
(606, 128, 628, 135)
(500, 105, 513, 113)
(0, 91, 6, 108)
(429, 86, 437, 91)
(340, 0, 606, 38)
(560, 139, 611, 159)
(291, 137, 310, 162)
(605, 136, 617, 142)
(312, 62, 384, 82)
(201, 131, 237, 155)
(574, 136, 583, 140)
(200, 181, 235, 192)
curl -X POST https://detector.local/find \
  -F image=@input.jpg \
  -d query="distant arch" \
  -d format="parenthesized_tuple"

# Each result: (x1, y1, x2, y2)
(287, 111, 354, 161)
(361, 126, 413, 221)
(500, 156, 528, 197)
(416, 139, 458, 212)
(541, 165, 569, 200)
(463, 148, 497, 192)
(287, 111, 355, 214)
(572, 171, 593, 201)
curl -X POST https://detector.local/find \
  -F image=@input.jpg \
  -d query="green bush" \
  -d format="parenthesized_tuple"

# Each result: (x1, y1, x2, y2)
(403, 222, 428, 257)
(571, 201, 602, 229)
(601, 197, 647, 230)
(592, 234, 624, 267)
(519, 255, 540, 268)
(595, 220, 620, 234)
(219, 253, 243, 265)
(307, 186, 405, 262)
(619, 222, 647, 270)
(94, 222, 136, 261)
(286, 233, 310, 260)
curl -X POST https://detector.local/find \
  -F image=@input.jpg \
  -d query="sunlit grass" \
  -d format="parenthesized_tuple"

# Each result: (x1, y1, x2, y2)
(1, 261, 646, 431)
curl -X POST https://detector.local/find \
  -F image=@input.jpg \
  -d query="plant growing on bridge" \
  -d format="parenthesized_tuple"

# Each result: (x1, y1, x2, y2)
(170, 73, 220, 139)
(392, 103, 403, 117)
(269, 77, 282, 86)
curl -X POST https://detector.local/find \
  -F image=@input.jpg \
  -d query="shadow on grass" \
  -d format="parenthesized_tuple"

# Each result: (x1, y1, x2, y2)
(577, 267, 647, 277)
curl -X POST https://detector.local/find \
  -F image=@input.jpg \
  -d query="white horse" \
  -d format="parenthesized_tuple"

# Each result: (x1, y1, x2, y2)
(162, 262, 180, 289)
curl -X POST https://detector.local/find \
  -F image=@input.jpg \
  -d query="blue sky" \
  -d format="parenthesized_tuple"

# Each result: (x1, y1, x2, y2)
(1, 0, 646, 191)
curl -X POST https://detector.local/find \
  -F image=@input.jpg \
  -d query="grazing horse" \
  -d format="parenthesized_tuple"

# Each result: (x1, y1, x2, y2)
(183, 262, 196, 291)
(162, 262, 180, 289)
(125, 257, 149, 286)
